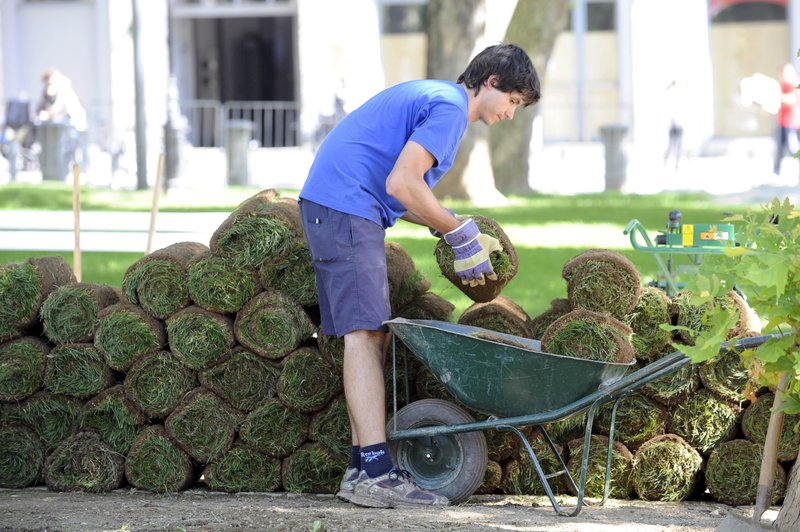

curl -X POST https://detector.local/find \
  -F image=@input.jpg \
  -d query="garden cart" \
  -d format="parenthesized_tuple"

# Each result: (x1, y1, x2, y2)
(624, 210, 736, 296)
(384, 317, 774, 516)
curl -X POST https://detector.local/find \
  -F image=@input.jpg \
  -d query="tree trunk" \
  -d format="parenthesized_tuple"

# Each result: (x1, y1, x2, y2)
(489, 0, 569, 196)
(425, 0, 484, 200)
(777, 459, 800, 531)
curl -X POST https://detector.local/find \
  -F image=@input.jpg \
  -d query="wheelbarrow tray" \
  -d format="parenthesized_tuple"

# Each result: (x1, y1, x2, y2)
(386, 318, 635, 418)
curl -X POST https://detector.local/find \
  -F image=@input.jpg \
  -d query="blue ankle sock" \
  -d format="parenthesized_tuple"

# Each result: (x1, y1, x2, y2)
(350, 446, 360, 470)
(360, 443, 392, 478)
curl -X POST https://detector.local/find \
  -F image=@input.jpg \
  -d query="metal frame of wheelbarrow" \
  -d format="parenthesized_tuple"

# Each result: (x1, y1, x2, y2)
(385, 320, 776, 517)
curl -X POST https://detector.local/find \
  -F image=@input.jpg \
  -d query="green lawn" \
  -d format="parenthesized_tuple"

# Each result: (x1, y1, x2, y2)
(0, 182, 758, 318)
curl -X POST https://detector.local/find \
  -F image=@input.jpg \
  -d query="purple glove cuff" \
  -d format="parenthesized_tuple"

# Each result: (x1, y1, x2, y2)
(444, 219, 479, 248)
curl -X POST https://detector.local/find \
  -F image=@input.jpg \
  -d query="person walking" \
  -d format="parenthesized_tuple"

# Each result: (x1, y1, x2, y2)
(774, 62, 800, 176)
(298, 43, 540, 509)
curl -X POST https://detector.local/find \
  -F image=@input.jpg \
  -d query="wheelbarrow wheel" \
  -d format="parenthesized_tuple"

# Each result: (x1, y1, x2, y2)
(387, 398, 487, 505)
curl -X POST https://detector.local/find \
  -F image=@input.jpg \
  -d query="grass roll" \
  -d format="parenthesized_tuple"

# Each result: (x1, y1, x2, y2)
(742, 392, 800, 462)
(0, 322, 22, 344)
(80, 385, 146, 454)
(415, 366, 458, 403)
(281, 443, 346, 494)
(239, 398, 309, 458)
(125, 425, 194, 493)
(669, 389, 739, 455)
(434, 214, 519, 303)
(699, 348, 753, 405)
(595, 393, 668, 451)
(458, 295, 532, 338)
(210, 192, 303, 268)
(4, 391, 82, 452)
(122, 241, 208, 319)
(640, 345, 701, 406)
(529, 298, 572, 341)
(123, 350, 197, 420)
(386, 241, 431, 314)
(562, 249, 642, 321)
(234, 289, 316, 360)
(317, 332, 344, 372)
(541, 308, 635, 363)
(0, 424, 45, 488)
(625, 286, 672, 362)
(544, 414, 587, 447)
(43, 343, 113, 399)
(39, 283, 118, 344)
(501, 434, 565, 495)
(485, 428, 521, 463)
(705, 439, 786, 506)
(203, 442, 282, 492)
(309, 395, 350, 458)
(631, 434, 702, 502)
(0, 336, 49, 402)
(671, 290, 756, 345)
(200, 348, 280, 413)
(475, 460, 503, 495)
(394, 291, 455, 322)
(166, 305, 236, 371)
(259, 239, 317, 307)
(277, 346, 342, 414)
(566, 435, 634, 499)
(188, 251, 262, 314)
(165, 387, 240, 463)
(0, 256, 76, 331)
(44, 431, 125, 492)
(94, 302, 166, 372)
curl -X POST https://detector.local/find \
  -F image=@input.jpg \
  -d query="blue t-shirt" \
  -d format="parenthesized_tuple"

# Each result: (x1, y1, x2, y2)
(299, 80, 468, 229)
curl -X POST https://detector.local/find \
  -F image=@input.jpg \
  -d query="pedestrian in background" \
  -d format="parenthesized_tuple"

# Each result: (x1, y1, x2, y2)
(774, 62, 800, 176)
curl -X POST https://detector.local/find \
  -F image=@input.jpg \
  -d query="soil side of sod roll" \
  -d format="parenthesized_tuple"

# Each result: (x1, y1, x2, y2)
(394, 291, 455, 322)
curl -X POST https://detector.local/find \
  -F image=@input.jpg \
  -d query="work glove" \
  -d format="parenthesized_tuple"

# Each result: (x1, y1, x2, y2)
(444, 218, 502, 287)
(429, 208, 456, 238)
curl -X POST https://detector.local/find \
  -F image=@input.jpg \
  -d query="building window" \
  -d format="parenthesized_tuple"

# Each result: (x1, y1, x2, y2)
(567, 0, 616, 32)
(381, 2, 427, 34)
(711, 1, 787, 23)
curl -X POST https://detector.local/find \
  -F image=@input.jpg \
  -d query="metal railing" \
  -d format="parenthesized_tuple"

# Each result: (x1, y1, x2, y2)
(178, 99, 299, 148)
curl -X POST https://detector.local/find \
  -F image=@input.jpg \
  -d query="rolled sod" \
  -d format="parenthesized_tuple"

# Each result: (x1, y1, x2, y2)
(631, 434, 702, 502)
(203, 442, 282, 493)
(165, 387, 241, 463)
(39, 282, 119, 344)
(386, 241, 431, 314)
(234, 289, 316, 360)
(562, 249, 642, 321)
(640, 345, 701, 406)
(210, 192, 303, 268)
(0, 256, 76, 331)
(0, 336, 50, 402)
(259, 239, 317, 307)
(529, 298, 572, 341)
(457, 295, 532, 338)
(80, 385, 146, 454)
(44, 431, 125, 492)
(123, 350, 197, 419)
(475, 460, 503, 495)
(699, 348, 753, 405)
(434, 215, 519, 303)
(125, 425, 194, 493)
(742, 392, 800, 463)
(239, 398, 309, 458)
(200, 348, 280, 413)
(706, 439, 787, 506)
(166, 305, 236, 371)
(485, 427, 521, 463)
(541, 308, 635, 363)
(0, 322, 22, 344)
(545, 413, 587, 447)
(670, 290, 752, 345)
(277, 346, 342, 414)
(4, 391, 82, 452)
(281, 443, 346, 494)
(94, 302, 166, 372)
(669, 389, 739, 455)
(415, 365, 458, 404)
(188, 251, 262, 314)
(595, 393, 668, 451)
(122, 241, 208, 320)
(501, 434, 565, 495)
(317, 332, 344, 372)
(625, 286, 672, 361)
(566, 435, 634, 499)
(394, 291, 455, 322)
(383, 352, 416, 410)
(43, 344, 113, 399)
(0, 424, 45, 488)
(309, 394, 350, 458)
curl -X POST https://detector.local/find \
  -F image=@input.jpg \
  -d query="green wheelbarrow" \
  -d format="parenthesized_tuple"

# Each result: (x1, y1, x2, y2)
(384, 317, 775, 516)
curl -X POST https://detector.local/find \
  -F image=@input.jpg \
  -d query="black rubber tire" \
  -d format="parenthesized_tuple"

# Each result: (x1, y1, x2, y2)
(387, 398, 487, 505)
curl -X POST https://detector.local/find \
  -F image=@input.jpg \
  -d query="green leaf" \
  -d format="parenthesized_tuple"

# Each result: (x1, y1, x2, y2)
(722, 247, 753, 258)
(756, 335, 796, 363)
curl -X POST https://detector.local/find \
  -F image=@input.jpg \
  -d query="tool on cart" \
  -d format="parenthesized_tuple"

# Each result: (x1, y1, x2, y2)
(624, 210, 736, 296)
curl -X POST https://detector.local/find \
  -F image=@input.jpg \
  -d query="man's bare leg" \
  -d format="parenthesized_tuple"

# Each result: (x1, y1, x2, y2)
(343, 329, 387, 447)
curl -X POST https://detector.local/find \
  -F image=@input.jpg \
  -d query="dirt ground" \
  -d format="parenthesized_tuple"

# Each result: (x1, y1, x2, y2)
(0, 487, 781, 532)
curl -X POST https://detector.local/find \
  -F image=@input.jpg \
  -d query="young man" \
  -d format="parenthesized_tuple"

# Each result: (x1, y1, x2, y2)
(298, 43, 540, 508)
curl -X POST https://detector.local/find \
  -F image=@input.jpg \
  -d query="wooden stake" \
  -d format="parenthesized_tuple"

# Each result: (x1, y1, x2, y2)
(753, 372, 788, 524)
(145, 154, 165, 255)
(71, 163, 82, 282)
